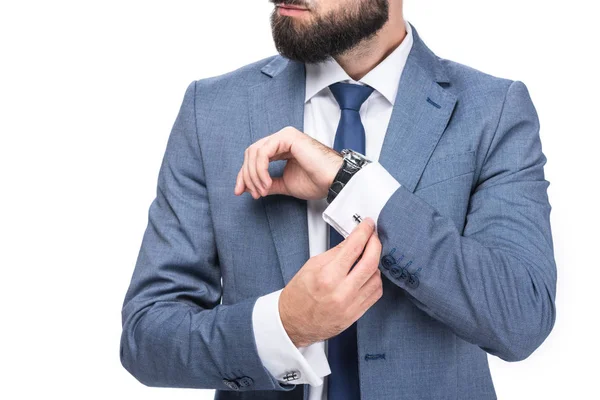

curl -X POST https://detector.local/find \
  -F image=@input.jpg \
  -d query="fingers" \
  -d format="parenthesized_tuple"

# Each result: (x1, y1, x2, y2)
(354, 268, 382, 305)
(351, 271, 384, 319)
(328, 218, 376, 279)
(252, 140, 280, 196)
(235, 127, 299, 198)
(234, 167, 245, 195)
(339, 227, 382, 296)
(240, 136, 270, 199)
(256, 145, 272, 194)
(255, 136, 293, 192)
(253, 130, 296, 195)
(250, 149, 262, 197)
(245, 147, 260, 199)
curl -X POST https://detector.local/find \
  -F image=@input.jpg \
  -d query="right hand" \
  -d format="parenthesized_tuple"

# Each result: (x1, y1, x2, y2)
(279, 217, 383, 348)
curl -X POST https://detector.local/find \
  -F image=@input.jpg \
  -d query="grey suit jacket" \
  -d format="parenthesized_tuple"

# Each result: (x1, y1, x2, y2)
(120, 24, 557, 400)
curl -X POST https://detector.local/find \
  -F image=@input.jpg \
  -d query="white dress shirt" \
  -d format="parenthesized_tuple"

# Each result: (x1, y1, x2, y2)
(251, 21, 414, 400)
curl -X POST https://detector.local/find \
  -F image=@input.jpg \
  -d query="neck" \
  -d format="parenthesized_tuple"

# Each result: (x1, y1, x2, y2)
(334, 10, 406, 81)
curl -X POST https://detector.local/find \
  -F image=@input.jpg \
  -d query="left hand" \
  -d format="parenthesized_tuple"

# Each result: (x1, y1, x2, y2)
(234, 126, 343, 200)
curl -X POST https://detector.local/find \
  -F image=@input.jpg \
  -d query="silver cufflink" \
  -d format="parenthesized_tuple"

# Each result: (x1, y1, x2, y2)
(282, 371, 301, 382)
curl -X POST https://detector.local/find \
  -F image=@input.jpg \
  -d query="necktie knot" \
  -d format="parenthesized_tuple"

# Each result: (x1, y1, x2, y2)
(329, 82, 374, 111)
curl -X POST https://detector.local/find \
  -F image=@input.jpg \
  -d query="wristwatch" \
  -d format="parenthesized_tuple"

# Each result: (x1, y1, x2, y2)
(326, 149, 372, 204)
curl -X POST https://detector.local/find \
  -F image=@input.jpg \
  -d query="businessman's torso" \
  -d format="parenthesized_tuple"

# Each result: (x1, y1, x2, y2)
(197, 31, 508, 400)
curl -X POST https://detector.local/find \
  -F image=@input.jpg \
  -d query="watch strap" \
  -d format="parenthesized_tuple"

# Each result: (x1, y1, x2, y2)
(327, 152, 365, 204)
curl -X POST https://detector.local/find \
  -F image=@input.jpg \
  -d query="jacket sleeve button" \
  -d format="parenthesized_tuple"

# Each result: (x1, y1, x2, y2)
(237, 376, 254, 387)
(390, 266, 402, 279)
(380, 248, 398, 270)
(407, 274, 420, 289)
(399, 267, 409, 280)
(222, 378, 240, 390)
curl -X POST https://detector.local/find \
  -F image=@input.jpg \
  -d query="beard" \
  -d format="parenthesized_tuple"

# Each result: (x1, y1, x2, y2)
(270, 0, 390, 63)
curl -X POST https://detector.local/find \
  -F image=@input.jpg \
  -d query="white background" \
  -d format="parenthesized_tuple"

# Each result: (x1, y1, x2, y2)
(1, 1, 598, 398)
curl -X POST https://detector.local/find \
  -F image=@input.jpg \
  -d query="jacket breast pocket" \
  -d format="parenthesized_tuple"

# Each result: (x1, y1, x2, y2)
(415, 150, 476, 192)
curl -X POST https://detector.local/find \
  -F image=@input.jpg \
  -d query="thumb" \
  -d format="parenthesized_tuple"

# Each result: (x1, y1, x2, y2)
(267, 177, 289, 196)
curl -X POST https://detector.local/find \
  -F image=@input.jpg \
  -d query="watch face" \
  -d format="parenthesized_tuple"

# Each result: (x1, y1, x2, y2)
(344, 149, 369, 166)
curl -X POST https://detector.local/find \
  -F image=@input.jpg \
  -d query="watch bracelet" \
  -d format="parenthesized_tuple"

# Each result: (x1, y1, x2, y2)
(326, 156, 362, 204)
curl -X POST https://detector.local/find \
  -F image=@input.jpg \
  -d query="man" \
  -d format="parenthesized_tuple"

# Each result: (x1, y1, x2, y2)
(120, 0, 557, 399)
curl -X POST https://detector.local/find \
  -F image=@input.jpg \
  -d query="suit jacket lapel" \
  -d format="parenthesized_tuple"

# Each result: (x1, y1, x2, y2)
(378, 24, 458, 192)
(248, 58, 310, 286)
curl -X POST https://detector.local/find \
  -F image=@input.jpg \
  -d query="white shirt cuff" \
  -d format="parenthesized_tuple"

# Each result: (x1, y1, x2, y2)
(322, 161, 401, 238)
(252, 289, 331, 387)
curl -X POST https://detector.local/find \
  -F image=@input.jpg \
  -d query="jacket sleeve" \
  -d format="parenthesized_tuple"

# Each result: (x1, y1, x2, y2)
(375, 80, 557, 362)
(119, 81, 297, 392)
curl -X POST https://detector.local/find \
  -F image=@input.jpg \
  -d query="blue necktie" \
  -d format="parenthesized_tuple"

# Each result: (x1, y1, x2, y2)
(327, 82, 374, 400)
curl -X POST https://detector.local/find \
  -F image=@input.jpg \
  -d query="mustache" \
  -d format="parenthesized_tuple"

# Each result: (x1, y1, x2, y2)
(269, 0, 311, 8)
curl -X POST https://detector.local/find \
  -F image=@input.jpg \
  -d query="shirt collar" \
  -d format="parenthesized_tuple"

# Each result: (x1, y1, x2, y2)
(304, 20, 413, 105)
